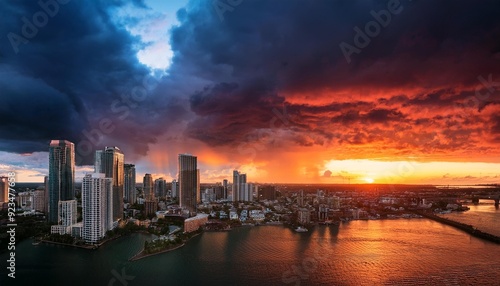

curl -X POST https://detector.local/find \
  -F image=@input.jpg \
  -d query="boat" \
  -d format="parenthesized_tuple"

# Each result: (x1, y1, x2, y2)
(32, 241, 41, 246)
(294, 226, 308, 233)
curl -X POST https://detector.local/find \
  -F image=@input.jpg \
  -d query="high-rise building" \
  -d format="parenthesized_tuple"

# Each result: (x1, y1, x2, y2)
(124, 164, 136, 204)
(0, 177, 8, 203)
(82, 173, 113, 244)
(143, 174, 154, 200)
(48, 140, 75, 223)
(43, 176, 49, 213)
(232, 170, 239, 201)
(171, 179, 178, 198)
(222, 179, 228, 199)
(154, 178, 167, 198)
(178, 154, 198, 215)
(232, 170, 251, 202)
(197, 169, 200, 204)
(95, 146, 124, 222)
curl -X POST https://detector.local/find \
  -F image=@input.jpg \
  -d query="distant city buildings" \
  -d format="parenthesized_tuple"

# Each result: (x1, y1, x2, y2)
(258, 185, 276, 201)
(95, 146, 124, 222)
(178, 154, 199, 215)
(16, 190, 45, 212)
(143, 173, 154, 201)
(124, 164, 136, 204)
(82, 173, 113, 244)
(48, 140, 75, 224)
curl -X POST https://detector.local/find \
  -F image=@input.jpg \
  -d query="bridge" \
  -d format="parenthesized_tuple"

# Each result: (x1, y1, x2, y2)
(463, 194, 500, 207)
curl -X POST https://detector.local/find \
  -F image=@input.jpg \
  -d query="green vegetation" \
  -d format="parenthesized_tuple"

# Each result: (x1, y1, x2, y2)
(105, 222, 149, 239)
(44, 233, 75, 244)
(142, 228, 202, 255)
(0, 212, 50, 253)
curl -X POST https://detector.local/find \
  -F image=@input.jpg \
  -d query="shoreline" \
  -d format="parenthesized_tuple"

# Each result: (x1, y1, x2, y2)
(416, 211, 500, 244)
(37, 233, 138, 250)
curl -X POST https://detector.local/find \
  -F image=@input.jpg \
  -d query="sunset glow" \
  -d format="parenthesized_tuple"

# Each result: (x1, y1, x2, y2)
(0, 0, 499, 186)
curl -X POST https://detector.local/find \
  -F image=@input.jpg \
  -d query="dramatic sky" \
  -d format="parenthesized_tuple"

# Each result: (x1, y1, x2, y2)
(1, 0, 500, 184)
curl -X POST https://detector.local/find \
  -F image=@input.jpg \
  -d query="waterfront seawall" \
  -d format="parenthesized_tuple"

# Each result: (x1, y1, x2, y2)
(416, 211, 500, 244)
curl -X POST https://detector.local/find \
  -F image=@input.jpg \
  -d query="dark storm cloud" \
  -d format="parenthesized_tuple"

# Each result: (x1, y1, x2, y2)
(167, 0, 500, 150)
(0, 0, 166, 164)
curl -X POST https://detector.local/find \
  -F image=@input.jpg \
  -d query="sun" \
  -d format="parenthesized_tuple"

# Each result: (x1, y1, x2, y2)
(363, 177, 375, 184)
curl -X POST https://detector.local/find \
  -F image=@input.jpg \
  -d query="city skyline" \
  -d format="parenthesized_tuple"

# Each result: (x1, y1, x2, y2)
(1, 0, 500, 186)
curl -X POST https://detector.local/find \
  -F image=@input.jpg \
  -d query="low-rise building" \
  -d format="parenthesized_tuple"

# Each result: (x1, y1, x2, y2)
(184, 213, 208, 233)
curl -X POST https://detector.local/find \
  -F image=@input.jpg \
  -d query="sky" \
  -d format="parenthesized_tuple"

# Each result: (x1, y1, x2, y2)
(1, 0, 500, 185)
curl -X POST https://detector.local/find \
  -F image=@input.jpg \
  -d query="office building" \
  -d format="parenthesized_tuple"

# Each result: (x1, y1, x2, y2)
(44, 176, 49, 213)
(50, 199, 77, 235)
(82, 173, 113, 244)
(171, 179, 178, 198)
(144, 200, 157, 216)
(95, 146, 124, 221)
(124, 164, 136, 204)
(0, 177, 8, 203)
(232, 170, 252, 202)
(223, 179, 228, 199)
(17, 192, 32, 210)
(48, 140, 75, 223)
(178, 154, 199, 215)
(298, 208, 311, 225)
(154, 178, 167, 198)
(143, 174, 154, 200)
(32, 190, 45, 212)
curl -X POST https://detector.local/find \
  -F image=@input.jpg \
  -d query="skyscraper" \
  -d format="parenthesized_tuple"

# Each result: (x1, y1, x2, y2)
(178, 154, 198, 215)
(154, 178, 167, 198)
(143, 174, 153, 200)
(48, 140, 75, 223)
(82, 173, 113, 244)
(95, 146, 124, 222)
(124, 164, 136, 204)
